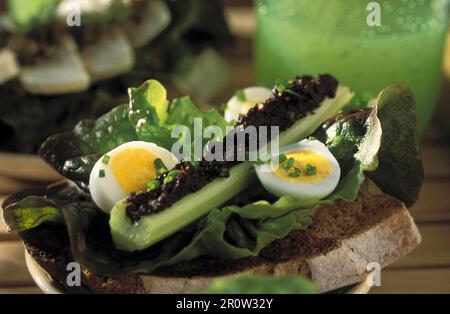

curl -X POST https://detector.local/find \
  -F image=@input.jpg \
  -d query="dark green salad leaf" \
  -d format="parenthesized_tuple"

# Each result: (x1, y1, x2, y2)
(39, 80, 230, 189)
(3, 197, 62, 232)
(314, 83, 422, 207)
(206, 275, 319, 294)
(313, 106, 382, 203)
(367, 83, 424, 207)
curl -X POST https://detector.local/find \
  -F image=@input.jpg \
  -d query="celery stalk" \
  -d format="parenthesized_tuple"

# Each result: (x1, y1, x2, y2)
(110, 86, 354, 252)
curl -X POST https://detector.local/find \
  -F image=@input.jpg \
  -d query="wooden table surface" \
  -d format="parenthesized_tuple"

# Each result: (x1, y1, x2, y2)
(1, 3, 450, 294)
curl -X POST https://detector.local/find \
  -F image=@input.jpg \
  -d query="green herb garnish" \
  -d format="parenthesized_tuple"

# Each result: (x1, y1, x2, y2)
(154, 158, 168, 175)
(147, 180, 161, 191)
(276, 81, 286, 94)
(102, 155, 111, 166)
(163, 170, 181, 185)
(277, 153, 287, 164)
(288, 167, 301, 177)
(284, 157, 295, 171)
(306, 164, 317, 176)
(99, 169, 106, 178)
(235, 89, 247, 102)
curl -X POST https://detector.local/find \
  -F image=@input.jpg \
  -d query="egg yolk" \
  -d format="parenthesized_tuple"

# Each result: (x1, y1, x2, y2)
(274, 149, 332, 184)
(110, 148, 158, 193)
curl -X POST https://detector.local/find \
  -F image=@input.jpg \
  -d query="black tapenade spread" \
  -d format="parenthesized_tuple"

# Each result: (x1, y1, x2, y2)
(125, 74, 339, 223)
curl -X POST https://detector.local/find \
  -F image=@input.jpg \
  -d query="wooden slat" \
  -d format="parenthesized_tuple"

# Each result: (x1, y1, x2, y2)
(0, 176, 43, 195)
(426, 121, 450, 143)
(389, 224, 450, 269)
(409, 181, 450, 223)
(371, 268, 450, 293)
(0, 241, 34, 287)
(0, 286, 42, 294)
(421, 144, 450, 179)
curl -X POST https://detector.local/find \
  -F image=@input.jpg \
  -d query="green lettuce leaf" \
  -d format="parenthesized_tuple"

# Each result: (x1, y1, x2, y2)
(129, 80, 169, 125)
(2, 182, 315, 276)
(8, 0, 61, 31)
(157, 197, 316, 265)
(39, 80, 229, 188)
(367, 83, 424, 207)
(313, 107, 382, 203)
(2, 183, 90, 232)
(206, 275, 319, 294)
(167, 96, 229, 133)
(315, 83, 423, 207)
(3, 198, 62, 232)
(167, 96, 230, 159)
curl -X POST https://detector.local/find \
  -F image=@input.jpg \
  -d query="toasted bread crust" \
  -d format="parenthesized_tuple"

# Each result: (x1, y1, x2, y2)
(23, 180, 421, 293)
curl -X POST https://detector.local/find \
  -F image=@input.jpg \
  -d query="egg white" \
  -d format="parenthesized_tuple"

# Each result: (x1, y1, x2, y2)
(255, 140, 341, 200)
(225, 86, 272, 123)
(89, 141, 178, 214)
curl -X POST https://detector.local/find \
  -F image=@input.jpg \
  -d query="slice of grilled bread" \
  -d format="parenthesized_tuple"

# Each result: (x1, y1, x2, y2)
(23, 180, 421, 294)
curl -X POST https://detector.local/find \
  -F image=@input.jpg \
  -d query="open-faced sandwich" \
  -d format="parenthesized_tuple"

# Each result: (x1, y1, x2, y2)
(0, 0, 231, 154)
(2, 74, 423, 293)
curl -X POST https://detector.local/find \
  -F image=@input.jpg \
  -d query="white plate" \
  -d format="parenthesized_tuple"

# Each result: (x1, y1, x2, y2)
(25, 250, 372, 294)
(25, 250, 63, 294)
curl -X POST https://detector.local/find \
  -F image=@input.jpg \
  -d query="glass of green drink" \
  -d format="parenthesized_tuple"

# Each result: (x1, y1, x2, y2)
(255, 0, 449, 139)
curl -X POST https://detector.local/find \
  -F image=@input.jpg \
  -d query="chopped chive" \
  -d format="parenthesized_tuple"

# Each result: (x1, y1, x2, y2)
(288, 167, 301, 177)
(235, 89, 246, 102)
(277, 153, 287, 164)
(102, 154, 111, 165)
(163, 170, 181, 185)
(154, 158, 168, 175)
(306, 164, 317, 176)
(99, 169, 106, 178)
(284, 157, 295, 171)
(276, 82, 286, 94)
(275, 79, 288, 94)
(147, 180, 160, 191)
